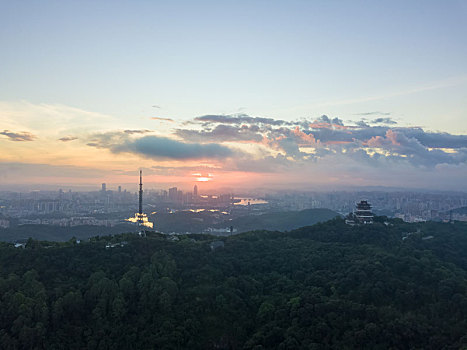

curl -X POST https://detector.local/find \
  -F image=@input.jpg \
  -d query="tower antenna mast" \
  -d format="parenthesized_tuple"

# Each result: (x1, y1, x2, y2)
(138, 170, 143, 218)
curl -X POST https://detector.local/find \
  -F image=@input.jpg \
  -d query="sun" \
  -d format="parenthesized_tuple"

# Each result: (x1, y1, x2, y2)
(196, 177, 211, 182)
(193, 172, 214, 182)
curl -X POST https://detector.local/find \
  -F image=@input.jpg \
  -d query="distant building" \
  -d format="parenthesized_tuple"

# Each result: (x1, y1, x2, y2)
(0, 218, 10, 228)
(194, 184, 198, 197)
(168, 187, 178, 202)
(355, 200, 374, 224)
(346, 200, 374, 225)
(101, 183, 106, 192)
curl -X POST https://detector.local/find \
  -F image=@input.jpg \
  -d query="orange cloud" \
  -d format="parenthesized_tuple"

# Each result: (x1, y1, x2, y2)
(292, 126, 316, 145)
(365, 129, 401, 147)
(325, 140, 352, 145)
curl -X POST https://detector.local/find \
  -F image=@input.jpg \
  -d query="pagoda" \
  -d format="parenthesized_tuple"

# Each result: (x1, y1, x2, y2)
(345, 200, 374, 225)
(355, 200, 374, 224)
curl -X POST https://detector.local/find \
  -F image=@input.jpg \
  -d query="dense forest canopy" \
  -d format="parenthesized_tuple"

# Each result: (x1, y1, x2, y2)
(0, 218, 467, 349)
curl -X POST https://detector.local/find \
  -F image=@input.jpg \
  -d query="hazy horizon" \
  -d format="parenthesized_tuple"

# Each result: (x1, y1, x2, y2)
(1, 181, 465, 196)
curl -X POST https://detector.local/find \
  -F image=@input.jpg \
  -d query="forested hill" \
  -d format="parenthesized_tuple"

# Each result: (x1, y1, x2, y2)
(0, 223, 136, 243)
(220, 208, 340, 233)
(1, 219, 467, 349)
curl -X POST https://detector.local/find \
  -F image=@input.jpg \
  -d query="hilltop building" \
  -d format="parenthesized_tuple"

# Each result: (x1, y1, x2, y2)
(345, 200, 374, 225)
(355, 200, 374, 224)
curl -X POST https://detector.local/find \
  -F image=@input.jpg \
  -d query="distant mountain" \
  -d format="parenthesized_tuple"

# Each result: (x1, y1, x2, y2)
(450, 206, 467, 215)
(222, 208, 340, 232)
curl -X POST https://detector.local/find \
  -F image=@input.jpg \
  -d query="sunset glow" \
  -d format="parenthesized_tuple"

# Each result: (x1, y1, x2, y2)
(0, 1, 466, 192)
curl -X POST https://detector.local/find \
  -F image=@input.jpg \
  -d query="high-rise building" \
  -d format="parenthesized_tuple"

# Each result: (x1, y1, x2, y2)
(169, 187, 178, 201)
(118, 186, 121, 193)
(194, 184, 198, 197)
(101, 183, 106, 192)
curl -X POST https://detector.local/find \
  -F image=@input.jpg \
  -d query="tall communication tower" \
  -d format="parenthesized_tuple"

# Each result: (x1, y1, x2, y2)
(138, 170, 143, 223)
(125, 169, 153, 230)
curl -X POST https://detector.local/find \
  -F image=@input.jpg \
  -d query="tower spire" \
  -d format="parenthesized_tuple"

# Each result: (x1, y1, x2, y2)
(138, 170, 143, 217)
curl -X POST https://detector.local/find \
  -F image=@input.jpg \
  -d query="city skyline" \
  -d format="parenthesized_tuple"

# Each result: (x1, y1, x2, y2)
(1, 1, 467, 191)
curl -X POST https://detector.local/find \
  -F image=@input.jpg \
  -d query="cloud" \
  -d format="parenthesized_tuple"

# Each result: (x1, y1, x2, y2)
(4, 99, 465, 190)
(207, 114, 466, 167)
(119, 136, 234, 160)
(0, 130, 36, 141)
(400, 128, 467, 149)
(87, 131, 236, 160)
(356, 120, 370, 127)
(309, 115, 347, 130)
(363, 130, 467, 167)
(370, 117, 397, 124)
(0, 101, 115, 138)
(176, 124, 263, 143)
(151, 117, 174, 122)
(315, 115, 344, 126)
(195, 114, 291, 126)
(175, 112, 467, 168)
(123, 129, 152, 134)
(354, 111, 391, 116)
(173, 113, 467, 168)
(58, 136, 78, 142)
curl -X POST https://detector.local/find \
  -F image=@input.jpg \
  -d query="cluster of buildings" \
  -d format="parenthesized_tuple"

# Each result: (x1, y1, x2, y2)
(155, 185, 234, 207)
(265, 191, 467, 222)
(0, 217, 10, 228)
(1, 172, 466, 232)
(18, 217, 120, 227)
(0, 188, 135, 217)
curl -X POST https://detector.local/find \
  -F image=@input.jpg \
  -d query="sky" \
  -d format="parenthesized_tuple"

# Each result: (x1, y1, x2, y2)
(1, 0, 467, 192)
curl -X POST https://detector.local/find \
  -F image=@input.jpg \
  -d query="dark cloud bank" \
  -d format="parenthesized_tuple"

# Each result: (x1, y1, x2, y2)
(0, 130, 36, 141)
(117, 136, 233, 160)
(58, 136, 78, 142)
(176, 114, 467, 168)
(87, 132, 234, 160)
